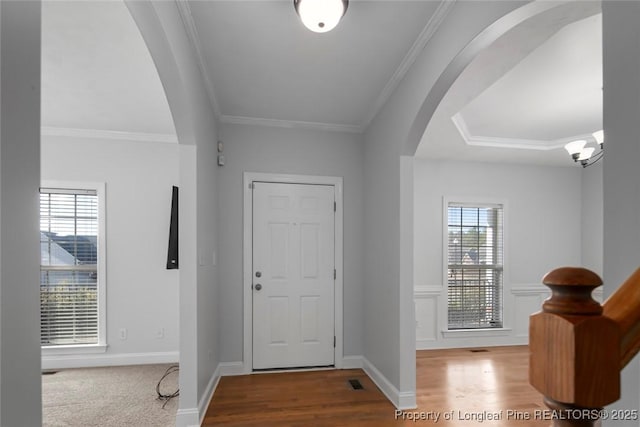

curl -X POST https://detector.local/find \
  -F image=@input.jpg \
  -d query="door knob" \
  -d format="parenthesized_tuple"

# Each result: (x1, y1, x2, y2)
(255, 271, 262, 278)
(254, 283, 262, 291)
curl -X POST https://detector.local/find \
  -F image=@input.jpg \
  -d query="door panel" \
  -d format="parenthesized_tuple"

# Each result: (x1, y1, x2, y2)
(300, 224, 320, 278)
(268, 223, 289, 278)
(252, 182, 335, 370)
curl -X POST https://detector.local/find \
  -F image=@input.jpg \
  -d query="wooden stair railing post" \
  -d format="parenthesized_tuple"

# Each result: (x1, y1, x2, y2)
(530, 267, 621, 427)
(602, 268, 640, 368)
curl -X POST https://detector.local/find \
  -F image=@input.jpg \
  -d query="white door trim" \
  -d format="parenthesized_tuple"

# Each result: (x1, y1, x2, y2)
(243, 172, 343, 374)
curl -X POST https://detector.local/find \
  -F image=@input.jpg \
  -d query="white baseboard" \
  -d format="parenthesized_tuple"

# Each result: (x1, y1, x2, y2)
(416, 339, 438, 350)
(398, 391, 417, 410)
(175, 408, 199, 427)
(198, 365, 221, 426)
(219, 361, 245, 376)
(41, 351, 179, 370)
(175, 364, 222, 427)
(342, 355, 364, 369)
(416, 337, 529, 351)
(362, 357, 417, 410)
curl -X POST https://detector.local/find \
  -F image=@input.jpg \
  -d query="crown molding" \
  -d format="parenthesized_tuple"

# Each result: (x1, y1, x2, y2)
(175, 0, 222, 118)
(451, 113, 597, 151)
(174, 0, 455, 136)
(220, 115, 362, 134)
(41, 126, 179, 144)
(361, 0, 456, 129)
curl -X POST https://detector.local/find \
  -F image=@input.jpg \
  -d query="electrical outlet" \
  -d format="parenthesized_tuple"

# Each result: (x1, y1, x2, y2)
(156, 328, 165, 339)
(119, 328, 127, 340)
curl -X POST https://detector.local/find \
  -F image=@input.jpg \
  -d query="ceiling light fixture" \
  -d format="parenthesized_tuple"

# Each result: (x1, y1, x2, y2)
(564, 130, 604, 168)
(294, 0, 348, 33)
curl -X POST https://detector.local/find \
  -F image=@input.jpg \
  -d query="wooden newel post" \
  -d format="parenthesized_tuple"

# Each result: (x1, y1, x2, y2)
(530, 267, 621, 427)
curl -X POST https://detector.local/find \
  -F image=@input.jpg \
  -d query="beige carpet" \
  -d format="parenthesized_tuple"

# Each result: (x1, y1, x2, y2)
(42, 364, 178, 427)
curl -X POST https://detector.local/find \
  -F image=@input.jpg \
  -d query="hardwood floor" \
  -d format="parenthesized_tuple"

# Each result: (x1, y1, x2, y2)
(415, 346, 547, 426)
(203, 346, 548, 426)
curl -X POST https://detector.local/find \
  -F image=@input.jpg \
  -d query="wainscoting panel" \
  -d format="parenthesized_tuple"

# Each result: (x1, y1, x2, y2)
(511, 285, 551, 339)
(415, 287, 441, 349)
(415, 284, 551, 350)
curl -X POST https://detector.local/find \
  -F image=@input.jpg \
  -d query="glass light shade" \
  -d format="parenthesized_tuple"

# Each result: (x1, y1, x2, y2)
(564, 140, 587, 156)
(593, 129, 604, 145)
(295, 0, 347, 33)
(578, 146, 596, 161)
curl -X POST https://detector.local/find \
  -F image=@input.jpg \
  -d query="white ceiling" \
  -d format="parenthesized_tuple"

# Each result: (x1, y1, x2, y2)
(41, 1, 176, 136)
(416, 2, 602, 166)
(41, 1, 604, 167)
(41, 0, 445, 137)
(459, 13, 602, 142)
(186, 0, 443, 131)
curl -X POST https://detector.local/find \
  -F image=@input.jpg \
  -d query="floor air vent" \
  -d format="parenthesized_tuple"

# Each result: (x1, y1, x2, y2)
(348, 379, 364, 390)
(470, 349, 488, 353)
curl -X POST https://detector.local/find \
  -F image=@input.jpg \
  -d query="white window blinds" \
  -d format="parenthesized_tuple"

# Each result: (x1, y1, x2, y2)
(40, 188, 99, 346)
(447, 203, 504, 329)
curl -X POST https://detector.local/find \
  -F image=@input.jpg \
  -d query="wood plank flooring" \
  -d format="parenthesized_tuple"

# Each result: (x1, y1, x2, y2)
(203, 346, 548, 426)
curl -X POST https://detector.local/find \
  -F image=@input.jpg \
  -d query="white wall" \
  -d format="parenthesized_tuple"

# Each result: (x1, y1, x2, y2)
(413, 159, 582, 349)
(217, 122, 364, 362)
(40, 135, 180, 366)
(196, 123, 219, 404)
(581, 162, 603, 276)
(0, 2, 42, 425)
(362, 116, 404, 403)
(602, 2, 640, 423)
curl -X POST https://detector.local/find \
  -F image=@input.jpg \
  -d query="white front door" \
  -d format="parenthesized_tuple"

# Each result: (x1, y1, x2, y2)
(252, 182, 335, 370)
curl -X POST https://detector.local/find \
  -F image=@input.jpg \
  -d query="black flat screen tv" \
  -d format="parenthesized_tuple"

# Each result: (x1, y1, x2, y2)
(166, 186, 179, 269)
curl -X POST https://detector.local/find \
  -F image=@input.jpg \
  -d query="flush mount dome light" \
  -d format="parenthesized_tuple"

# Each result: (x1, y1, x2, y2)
(294, 0, 348, 33)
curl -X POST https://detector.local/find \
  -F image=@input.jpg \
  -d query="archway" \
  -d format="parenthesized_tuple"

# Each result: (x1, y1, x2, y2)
(397, 0, 600, 408)
(125, 3, 221, 426)
(405, 1, 576, 157)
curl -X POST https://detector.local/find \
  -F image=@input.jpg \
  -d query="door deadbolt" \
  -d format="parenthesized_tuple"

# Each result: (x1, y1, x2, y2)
(254, 283, 262, 291)
(255, 271, 262, 278)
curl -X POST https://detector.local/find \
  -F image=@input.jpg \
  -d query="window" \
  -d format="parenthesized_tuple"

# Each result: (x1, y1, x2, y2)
(40, 184, 105, 348)
(447, 202, 504, 330)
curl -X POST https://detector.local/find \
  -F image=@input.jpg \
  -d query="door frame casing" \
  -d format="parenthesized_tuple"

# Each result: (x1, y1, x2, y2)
(243, 172, 344, 374)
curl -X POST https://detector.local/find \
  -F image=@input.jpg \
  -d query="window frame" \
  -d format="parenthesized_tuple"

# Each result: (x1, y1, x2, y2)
(442, 196, 508, 332)
(40, 180, 107, 355)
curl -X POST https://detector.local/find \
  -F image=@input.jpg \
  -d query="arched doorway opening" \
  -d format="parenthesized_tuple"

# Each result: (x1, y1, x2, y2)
(400, 0, 602, 410)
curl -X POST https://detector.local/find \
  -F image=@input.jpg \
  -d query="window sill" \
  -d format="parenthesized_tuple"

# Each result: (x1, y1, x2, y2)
(42, 344, 107, 356)
(441, 328, 512, 339)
